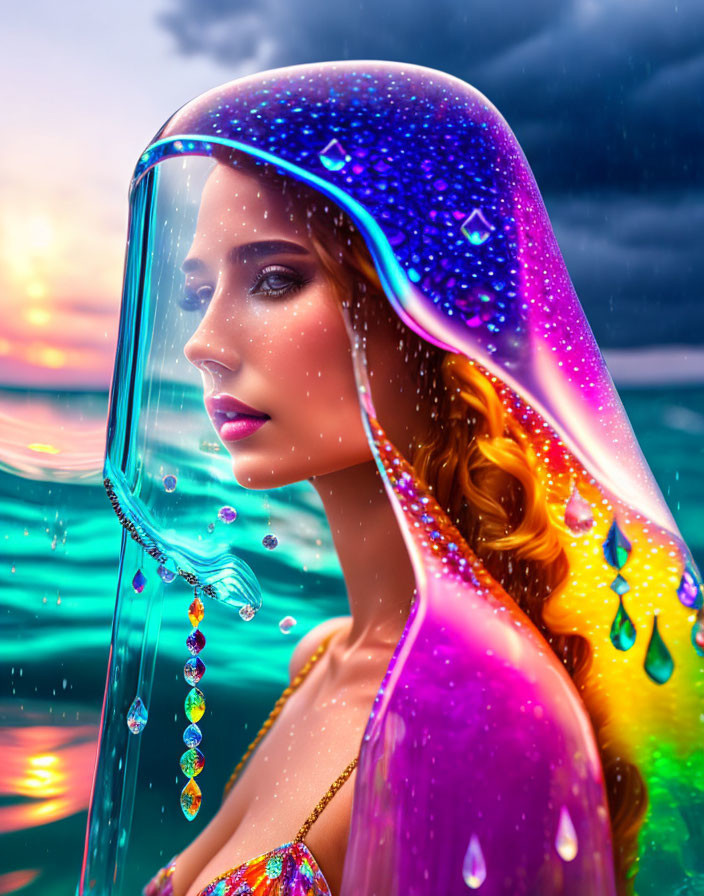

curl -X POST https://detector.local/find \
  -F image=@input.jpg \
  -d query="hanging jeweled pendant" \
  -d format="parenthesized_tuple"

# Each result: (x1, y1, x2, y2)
(644, 616, 674, 684)
(180, 778, 202, 821)
(610, 574, 630, 596)
(132, 569, 147, 593)
(126, 696, 148, 734)
(610, 596, 636, 652)
(188, 596, 205, 626)
(602, 518, 632, 570)
(180, 747, 205, 778)
(564, 484, 594, 533)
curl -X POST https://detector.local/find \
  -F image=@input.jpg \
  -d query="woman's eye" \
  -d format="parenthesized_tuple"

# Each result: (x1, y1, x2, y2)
(179, 284, 214, 311)
(250, 266, 307, 298)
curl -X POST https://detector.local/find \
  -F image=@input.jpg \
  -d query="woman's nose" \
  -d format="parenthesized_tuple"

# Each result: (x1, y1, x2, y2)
(183, 311, 242, 374)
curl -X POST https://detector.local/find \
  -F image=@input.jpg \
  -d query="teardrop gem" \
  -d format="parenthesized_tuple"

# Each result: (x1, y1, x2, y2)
(462, 834, 487, 888)
(188, 597, 205, 627)
(184, 656, 206, 686)
(692, 619, 704, 657)
(555, 805, 578, 862)
(180, 747, 205, 778)
(610, 596, 636, 652)
(644, 616, 674, 684)
(185, 687, 206, 723)
(564, 484, 594, 533)
(180, 778, 202, 820)
(610, 574, 630, 596)
(183, 723, 202, 748)
(126, 696, 148, 734)
(602, 519, 632, 570)
(132, 569, 147, 594)
(677, 560, 703, 609)
(319, 138, 350, 172)
(460, 209, 494, 246)
(186, 629, 206, 655)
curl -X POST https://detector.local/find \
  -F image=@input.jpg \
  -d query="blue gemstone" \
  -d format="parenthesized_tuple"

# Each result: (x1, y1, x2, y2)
(183, 723, 202, 747)
(132, 569, 147, 593)
(319, 138, 350, 171)
(126, 696, 148, 734)
(602, 519, 632, 570)
(610, 574, 630, 596)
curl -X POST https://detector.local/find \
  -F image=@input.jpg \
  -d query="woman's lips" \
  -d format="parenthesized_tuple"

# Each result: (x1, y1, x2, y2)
(219, 415, 268, 441)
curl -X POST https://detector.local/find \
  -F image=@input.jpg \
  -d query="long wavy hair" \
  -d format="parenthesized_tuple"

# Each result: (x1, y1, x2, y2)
(228, 152, 648, 893)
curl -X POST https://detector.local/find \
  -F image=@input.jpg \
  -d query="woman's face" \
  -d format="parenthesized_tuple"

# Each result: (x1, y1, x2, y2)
(182, 162, 375, 489)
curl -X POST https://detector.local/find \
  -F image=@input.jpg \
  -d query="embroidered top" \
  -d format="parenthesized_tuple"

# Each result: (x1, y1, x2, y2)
(144, 631, 356, 896)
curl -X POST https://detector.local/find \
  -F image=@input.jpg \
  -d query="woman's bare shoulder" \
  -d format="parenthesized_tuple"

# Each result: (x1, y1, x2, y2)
(288, 614, 353, 681)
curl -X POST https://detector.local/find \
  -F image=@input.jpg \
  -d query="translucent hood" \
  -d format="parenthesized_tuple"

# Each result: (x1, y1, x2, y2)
(80, 61, 704, 896)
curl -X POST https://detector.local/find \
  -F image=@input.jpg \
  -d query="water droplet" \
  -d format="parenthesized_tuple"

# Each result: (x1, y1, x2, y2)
(279, 616, 297, 634)
(462, 834, 487, 888)
(188, 597, 205, 627)
(239, 605, 256, 621)
(677, 560, 703, 609)
(186, 629, 206, 655)
(602, 518, 632, 570)
(132, 569, 147, 593)
(184, 687, 206, 723)
(644, 616, 674, 684)
(180, 747, 205, 778)
(555, 805, 578, 861)
(180, 777, 202, 820)
(564, 484, 594, 533)
(184, 656, 206, 686)
(610, 596, 636, 651)
(319, 138, 351, 172)
(610, 574, 630, 596)
(162, 474, 177, 492)
(183, 723, 202, 748)
(460, 209, 494, 246)
(218, 505, 237, 524)
(157, 565, 175, 583)
(126, 696, 148, 734)
(262, 534, 278, 550)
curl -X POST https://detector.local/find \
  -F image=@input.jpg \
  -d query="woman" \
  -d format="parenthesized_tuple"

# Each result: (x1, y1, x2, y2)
(81, 61, 704, 896)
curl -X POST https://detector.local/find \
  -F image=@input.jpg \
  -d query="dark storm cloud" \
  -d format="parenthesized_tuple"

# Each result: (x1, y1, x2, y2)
(156, 0, 704, 346)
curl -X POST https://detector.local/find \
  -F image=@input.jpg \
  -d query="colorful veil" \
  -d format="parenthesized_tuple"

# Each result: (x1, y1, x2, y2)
(80, 60, 703, 895)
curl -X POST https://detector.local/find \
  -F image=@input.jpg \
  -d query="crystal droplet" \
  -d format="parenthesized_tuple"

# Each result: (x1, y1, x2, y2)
(262, 534, 278, 550)
(462, 834, 487, 888)
(186, 629, 206, 656)
(184, 687, 206, 723)
(218, 505, 237, 523)
(132, 569, 147, 593)
(180, 777, 202, 820)
(602, 518, 632, 570)
(183, 723, 202, 748)
(555, 805, 578, 861)
(188, 597, 205, 627)
(460, 209, 494, 246)
(279, 615, 297, 634)
(157, 565, 175, 583)
(691, 619, 704, 657)
(644, 616, 674, 684)
(184, 656, 206, 686)
(610, 596, 636, 652)
(564, 484, 594, 533)
(610, 574, 630, 596)
(677, 560, 703, 609)
(162, 474, 177, 492)
(239, 605, 256, 621)
(126, 696, 148, 734)
(319, 138, 350, 172)
(180, 747, 205, 778)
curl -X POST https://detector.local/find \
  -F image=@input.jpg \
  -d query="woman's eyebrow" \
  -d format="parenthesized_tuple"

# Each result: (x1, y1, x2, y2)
(181, 240, 310, 273)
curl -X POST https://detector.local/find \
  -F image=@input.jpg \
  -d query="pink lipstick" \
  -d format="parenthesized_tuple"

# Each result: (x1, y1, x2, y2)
(205, 394, 270, 442)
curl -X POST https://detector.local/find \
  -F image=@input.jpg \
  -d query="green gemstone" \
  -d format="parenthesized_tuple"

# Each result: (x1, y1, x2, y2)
(184, 687, 206, 723)
(265, 854, 283, 879)
(610, 596, 636, 651)
(644, 616, 674, 684)
(180, 747, 205, 778)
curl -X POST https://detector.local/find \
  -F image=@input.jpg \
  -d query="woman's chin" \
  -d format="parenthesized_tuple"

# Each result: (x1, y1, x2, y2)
(228, 447, 375, 490)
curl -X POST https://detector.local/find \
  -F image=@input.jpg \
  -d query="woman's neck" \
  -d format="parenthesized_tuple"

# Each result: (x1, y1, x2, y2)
(309, 459, 416, 653)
